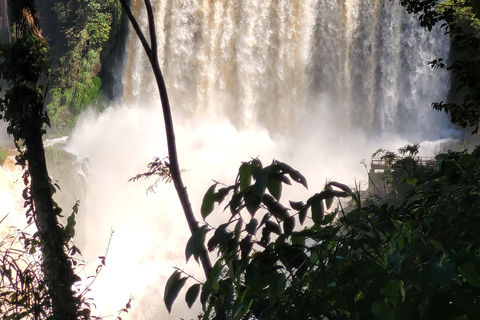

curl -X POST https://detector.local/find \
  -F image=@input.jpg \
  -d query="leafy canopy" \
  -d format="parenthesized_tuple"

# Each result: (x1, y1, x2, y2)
(166, 150, 480, 319)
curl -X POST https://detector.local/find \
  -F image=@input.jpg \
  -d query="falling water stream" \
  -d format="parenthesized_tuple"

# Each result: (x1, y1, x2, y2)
(1, 0, 458, 319)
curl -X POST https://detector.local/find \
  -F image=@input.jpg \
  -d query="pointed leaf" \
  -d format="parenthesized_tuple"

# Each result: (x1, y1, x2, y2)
(240, 235, 253, 260)
(164, 271, 187, 313)
(276, 161, 308, 189)
(371, 301, 395, 320)
(311, 200, 324, 225)
(230, 192, 243, 214)
(459, 262, 480, 287)
(265, 220, 281, 235)
(246, 218, 258, 235)
(329, 181, 358, 204)
(239, 162, 252, 191)
(289, 200, 304, 210)
(324, 185, 334, 209)
(268, 177, 282, 201)
(263, 194, 289, 220)
(185, 283, 201, 308)
(283, 216, 295, 236)
(186, 226, 208, 263)
(214, 186, 233, 203)
(201, 184, 217, 219)
(298, 207, 307, 225)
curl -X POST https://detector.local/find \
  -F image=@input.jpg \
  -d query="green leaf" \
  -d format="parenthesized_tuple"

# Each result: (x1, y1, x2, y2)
(432, 260, 458, 288)
(64, 212, 76, 240)
(268, 272, 287, 303)
(324, 185, 334, 209)
(311, 200, 324, 225)
(430, 238, 444, 252)
(245, 191, 262, 215)
(380, 280, 404, 306)
(251, 166, 271, 200)
(246, 218, 258, 235)
(186, 225, 208, 263)
(245, 262, 261, 286)
(214, 186, 233, 203)
(240, 236, 253, 260)
(201, 184, 217, 219)
(230, 192, 243, 214)
(239, 162, 252, 191)
(283, 216, 295, 235)
(164, 271, 187, 313)
(234, 219, 243, 240)
(185, 283, 201, 308)
(405, 175, 417, 185)
(207, 223, 232, 251)
(267, 177, 282, 201)
(298, 207, 307, 225)
(263, 194, 289, 220)
(459, 262, 480, 287)
(371, 301, 395, 320)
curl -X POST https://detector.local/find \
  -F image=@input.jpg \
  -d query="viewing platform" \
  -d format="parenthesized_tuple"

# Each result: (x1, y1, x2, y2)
(370, 156, 436, 173)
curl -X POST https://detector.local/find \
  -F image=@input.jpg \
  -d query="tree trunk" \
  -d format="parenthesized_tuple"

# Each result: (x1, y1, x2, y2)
(6, 1, 80, 318)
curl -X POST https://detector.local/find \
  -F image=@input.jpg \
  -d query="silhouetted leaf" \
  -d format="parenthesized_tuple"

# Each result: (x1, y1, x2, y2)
(164, 271, 187, 313)
(329, 181, 358, 203)
(268, 272, 286, 303)
(324, 185, 334, 209)
(239, 162, 252, 191)
(230, 192, 243, 214)
(276, 161, 308, 189)
(240, 236, 253, 260)
(265, 220, 281, 235)
(207, 223, 232, 251)
(263, 194, 289, 221)
(185, 283, 201, 308)
(311, 200, 324, 225)
(186, 225, 208, 263)
(289, 200, 304, 210)
(214, 186, 234, 203)
(283, 216, 295, 235)
(201, 184, 217, 219)
(298, 207, 307, 225)
(246, 218, 258, 235)
(268, 177, 282, 201)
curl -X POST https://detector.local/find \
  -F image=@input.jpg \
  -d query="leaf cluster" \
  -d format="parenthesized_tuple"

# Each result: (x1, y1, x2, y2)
(399, 0, 480, 132)
(166, 152, 480, 319)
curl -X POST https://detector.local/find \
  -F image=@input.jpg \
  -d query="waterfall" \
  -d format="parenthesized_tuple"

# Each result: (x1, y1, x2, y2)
(57, 0, 456, 318)
(123, 0, 451, 138)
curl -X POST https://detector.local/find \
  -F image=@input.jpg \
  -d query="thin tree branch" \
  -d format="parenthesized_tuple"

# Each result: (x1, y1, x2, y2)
(118, 0, 212, 277)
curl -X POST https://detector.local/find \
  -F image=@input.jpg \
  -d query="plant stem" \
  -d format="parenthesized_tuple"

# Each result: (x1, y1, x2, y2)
(117, 0, 212, 277)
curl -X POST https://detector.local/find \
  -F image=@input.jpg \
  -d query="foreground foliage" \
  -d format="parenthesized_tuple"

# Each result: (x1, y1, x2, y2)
(400, 0, 480, 132)
(0, 2, 89, 318)
(166, 148, 480, 319)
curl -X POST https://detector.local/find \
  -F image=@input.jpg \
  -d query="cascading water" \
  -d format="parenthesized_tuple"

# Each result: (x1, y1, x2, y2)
(1, 0, 457, 319)
(122, 0, 451, 137)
